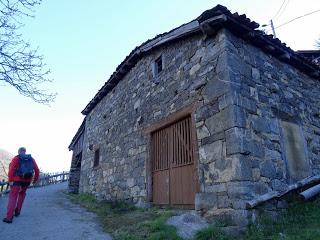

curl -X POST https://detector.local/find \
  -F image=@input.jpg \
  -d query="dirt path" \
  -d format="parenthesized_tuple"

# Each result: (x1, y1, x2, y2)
(0, 183, 112, 240)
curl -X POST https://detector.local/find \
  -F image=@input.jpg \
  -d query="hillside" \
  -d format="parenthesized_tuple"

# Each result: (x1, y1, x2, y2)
(0, 148, 13, 181)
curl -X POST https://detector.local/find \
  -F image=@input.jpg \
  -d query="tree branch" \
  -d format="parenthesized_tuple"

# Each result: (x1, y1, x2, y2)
(0, 0, 56, 104)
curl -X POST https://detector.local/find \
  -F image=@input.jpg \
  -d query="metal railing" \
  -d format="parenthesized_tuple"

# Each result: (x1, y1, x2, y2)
(0, 171, 69, 196)
(0, 181, 10, 195)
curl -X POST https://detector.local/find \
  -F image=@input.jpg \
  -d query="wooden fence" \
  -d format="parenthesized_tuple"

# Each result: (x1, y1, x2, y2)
(0, 171, 69, 196)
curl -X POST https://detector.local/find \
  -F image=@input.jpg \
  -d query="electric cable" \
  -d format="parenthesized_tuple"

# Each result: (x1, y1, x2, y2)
(275, 9, 320, 29)
(272, 0, 286, 20)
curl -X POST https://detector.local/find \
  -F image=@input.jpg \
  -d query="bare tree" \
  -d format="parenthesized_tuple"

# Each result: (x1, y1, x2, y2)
(0, 0, 56, 104)
(0, 160, 8, 179)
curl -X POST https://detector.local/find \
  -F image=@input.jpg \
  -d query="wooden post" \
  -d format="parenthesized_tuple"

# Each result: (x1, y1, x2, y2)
(270, 19, 276, 38)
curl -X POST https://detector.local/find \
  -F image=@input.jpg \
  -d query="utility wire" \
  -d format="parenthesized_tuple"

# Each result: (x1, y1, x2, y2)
(274, 0, 289, 20)
(261, 0, 289, 28)
(264, 8, 320, 33)
(274, 9, 320, 29)
(272, 0, 286, 20)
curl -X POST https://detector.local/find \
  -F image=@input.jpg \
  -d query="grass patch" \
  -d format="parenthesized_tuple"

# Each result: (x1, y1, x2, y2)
(195, 197, 320, 240)
(243, 197, 320, 240)
(67, 193, 320, 240)
(195, 225, 232, 240)
(67, 193, 181, 240)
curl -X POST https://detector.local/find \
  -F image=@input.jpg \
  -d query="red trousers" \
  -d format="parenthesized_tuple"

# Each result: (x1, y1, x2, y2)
(6, 185, 28, 219)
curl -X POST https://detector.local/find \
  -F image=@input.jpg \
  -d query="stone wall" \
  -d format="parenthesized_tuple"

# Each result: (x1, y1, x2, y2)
(68, 152, 82, 194)
(79, 30, 234, 204)
(207, 29, 320, 226)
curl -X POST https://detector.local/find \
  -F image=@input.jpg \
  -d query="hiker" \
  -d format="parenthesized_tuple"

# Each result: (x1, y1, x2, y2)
(3, 147, 39, 223)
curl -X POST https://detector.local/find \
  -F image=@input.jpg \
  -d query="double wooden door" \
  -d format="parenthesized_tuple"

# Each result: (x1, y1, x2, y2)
(152, 116, 197, 207)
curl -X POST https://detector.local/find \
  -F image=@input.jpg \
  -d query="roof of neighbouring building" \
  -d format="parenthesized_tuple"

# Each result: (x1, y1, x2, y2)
(80, 4, 320, 116)
(296, 50, 320, 66)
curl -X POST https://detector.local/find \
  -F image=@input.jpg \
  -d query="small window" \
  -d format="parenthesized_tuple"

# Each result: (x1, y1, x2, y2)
(153, 55, 163, 78)
(93, 148, 100, 167)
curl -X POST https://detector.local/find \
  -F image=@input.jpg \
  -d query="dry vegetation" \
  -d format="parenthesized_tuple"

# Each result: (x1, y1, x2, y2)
(0, 148, 13, 180)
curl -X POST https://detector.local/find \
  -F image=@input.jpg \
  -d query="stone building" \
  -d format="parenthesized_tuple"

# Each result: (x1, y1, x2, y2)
(69, 5, 320, 228)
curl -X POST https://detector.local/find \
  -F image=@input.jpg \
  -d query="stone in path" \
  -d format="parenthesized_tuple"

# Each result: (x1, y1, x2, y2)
(0, 182, 111, 240)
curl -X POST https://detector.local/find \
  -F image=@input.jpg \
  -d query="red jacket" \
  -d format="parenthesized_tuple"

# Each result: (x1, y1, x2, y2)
(8, 155, 40, 183)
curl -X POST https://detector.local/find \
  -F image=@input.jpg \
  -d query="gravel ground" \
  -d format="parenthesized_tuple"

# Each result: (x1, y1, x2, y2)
(0, 182, 112, 240)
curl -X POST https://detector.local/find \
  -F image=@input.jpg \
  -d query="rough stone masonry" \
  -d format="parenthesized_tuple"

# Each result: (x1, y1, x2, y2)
(68, 5, 320, 230)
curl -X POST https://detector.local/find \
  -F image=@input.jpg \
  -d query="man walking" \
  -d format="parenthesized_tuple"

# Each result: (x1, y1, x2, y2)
(3, 147, 39, 223)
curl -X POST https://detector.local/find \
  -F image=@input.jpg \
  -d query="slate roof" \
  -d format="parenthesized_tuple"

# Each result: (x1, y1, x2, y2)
(296, 50, 320, 65)
(81, 4, 320, 116)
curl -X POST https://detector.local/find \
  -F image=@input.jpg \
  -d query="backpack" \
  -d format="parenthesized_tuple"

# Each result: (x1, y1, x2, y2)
(16, 154, 34, 179)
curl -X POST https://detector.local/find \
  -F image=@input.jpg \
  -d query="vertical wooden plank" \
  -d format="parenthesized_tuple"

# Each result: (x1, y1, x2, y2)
(151, 134, 154, 171)
(152, 133, 157, 171)
(167, 126, 173, 168)
(182, 119, 187, 165)
(156, 132, 159, 171)
(172, 125, 175, 166)
(180, 120, 185, 166)
(164, 129, 166, 169)
(161, 129, 167, 169)
(166, 128, 169, 169)
(185, 118, 189, 164)
(154, 133, 156, 171)
(165, 129, 167, 169)
(174, 123, 178, 167)
(181, 120, 185, 166)
(158, 131, 161, 170)
(175, 123, 178, 167)
(162, 129, 165, 170)
(181, 119, 184, 165)
(179, 121, 182, 166)
(178, 121, 180, 166)
(160, 130, 162, 170)
(159, 131, 161, 170)
(187, 117, 191, 164)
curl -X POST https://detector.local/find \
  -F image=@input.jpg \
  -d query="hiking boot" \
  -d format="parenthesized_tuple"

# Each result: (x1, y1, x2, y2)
(3, 218, 13, 224)
(14, 211, 20, 217)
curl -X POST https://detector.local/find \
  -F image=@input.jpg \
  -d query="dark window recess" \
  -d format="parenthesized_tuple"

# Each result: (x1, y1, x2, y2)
(94, 148, 100, 167)
(153, 55, 163, 77)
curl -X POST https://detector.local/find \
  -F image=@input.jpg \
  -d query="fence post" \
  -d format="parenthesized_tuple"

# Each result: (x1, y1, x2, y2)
(1, 180, 4, 193)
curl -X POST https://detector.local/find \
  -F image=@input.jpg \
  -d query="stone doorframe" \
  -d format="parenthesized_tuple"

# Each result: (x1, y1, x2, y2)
(143, 102, 201, 204)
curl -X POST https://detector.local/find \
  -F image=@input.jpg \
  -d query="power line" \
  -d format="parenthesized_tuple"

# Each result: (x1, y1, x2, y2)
(274, 0, 289, 20)
(263, 9, 320, 34)
(261, 0, 289, 29)
(275, 9, 320, 29)
(272, 0, 286, 20)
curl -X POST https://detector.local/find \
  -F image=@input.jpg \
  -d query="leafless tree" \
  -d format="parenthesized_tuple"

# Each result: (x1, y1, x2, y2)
(0, 0, 56, 104)
(0, 160, 8, 178)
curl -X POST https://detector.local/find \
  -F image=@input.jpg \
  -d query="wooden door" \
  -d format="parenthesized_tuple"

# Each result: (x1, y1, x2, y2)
(152, 116, 196, 207)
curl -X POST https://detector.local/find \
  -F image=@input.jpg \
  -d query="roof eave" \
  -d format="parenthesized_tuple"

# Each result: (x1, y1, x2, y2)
(68, 118, 86, 151)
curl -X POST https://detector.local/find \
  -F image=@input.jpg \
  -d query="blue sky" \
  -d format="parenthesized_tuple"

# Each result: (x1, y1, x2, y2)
(0, 0, 319, 172)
